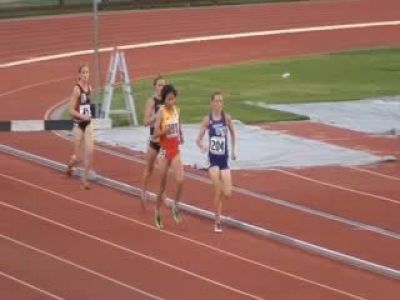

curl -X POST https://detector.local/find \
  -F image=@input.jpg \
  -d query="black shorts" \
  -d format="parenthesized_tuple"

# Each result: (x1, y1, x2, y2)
(74, 120, 91, 131)
(209, 157, 230, 170)
(149, 140, 161, 153)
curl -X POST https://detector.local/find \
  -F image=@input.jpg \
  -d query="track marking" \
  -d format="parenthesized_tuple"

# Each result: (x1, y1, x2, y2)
(2, 17, 396, 297)
(349, 166, 400, 182)
(1, 20, 400, 68)
(0, 200, 264, 300)
(0, 171, 369, 300)
(0, 76, 73, 99)
(34, 121, 400, 241)
(0, 234, 163, 300)
(275, 169, 400, 205)
(44, 133, 400, 239)
(0, 270, 65, 300)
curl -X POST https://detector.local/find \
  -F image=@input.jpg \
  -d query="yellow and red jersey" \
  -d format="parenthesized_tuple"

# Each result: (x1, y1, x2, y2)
(159, 105, 180, 160)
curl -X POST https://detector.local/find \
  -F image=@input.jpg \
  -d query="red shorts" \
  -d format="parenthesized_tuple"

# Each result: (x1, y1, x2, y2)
(160, 139, 179, 161)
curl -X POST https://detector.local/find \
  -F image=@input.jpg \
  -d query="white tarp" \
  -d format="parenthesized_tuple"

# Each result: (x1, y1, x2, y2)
(248, 97, 400, 135)
(95, 122, 391, 170)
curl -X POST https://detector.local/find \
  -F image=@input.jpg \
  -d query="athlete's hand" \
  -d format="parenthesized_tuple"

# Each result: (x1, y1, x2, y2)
(231, 150, 237, 160)
(200, 142, 208, 153)
(81, 115, 91, 122)
(159, 127, 168, 137)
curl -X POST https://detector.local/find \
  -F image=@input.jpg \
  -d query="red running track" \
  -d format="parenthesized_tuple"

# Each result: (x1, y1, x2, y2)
(1, 152, 400, 299)
(1, 0, 400, 298)
(1, 0, 400, 64)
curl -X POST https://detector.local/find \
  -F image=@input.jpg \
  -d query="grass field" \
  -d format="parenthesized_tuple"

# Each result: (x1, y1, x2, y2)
(93, 48, 400, 126)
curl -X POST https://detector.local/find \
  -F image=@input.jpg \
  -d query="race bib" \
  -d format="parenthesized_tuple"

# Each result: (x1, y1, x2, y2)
(79, 104, 91, 117)
(166, 122, 179, 137)
(209, 136, 225, 155)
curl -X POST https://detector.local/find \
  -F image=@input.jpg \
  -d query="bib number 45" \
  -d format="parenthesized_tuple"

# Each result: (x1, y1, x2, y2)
(80, 104, 91, 117)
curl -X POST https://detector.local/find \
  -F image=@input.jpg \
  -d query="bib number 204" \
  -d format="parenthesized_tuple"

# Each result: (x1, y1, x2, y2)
(210, 137, 225, 155)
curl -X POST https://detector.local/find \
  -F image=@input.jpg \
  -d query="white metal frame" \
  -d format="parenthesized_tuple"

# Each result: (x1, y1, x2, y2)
(101, 48, 138, 126)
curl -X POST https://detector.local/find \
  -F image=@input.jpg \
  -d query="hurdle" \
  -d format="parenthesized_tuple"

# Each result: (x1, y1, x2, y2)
(0, 119, 112, 132)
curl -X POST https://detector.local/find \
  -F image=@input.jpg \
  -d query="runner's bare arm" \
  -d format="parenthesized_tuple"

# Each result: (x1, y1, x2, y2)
(143, 97, 155, 127)
(196, 115, 209, 152)
(179, 116, 184, 144)
(226, 113, 237, 160)
(153, 110, 166, 138)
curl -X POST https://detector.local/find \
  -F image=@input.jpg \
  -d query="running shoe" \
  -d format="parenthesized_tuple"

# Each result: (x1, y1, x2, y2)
(81, 180, 90, 190)
(171, 202, 181, 224)
(66, 163, 73, 177)
(141, 190, 147, 211)
(155, 210, 163, 229)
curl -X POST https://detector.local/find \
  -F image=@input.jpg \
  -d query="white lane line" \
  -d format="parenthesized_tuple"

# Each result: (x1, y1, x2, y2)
(47, 134, 400, 240)
(0, 76, 73, 98)
(0, 270, 65, 300)
(349, 166, 400, 182)
(0, 234, 163, 300)
(276, 169, 400, 205)
(0, 171, 369, 300)
(0, 200, 264, 300)
(1, 20, 400, 68)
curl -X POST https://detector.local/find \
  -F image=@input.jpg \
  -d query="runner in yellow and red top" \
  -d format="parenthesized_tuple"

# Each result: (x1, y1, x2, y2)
(153, 84, 184, 229)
